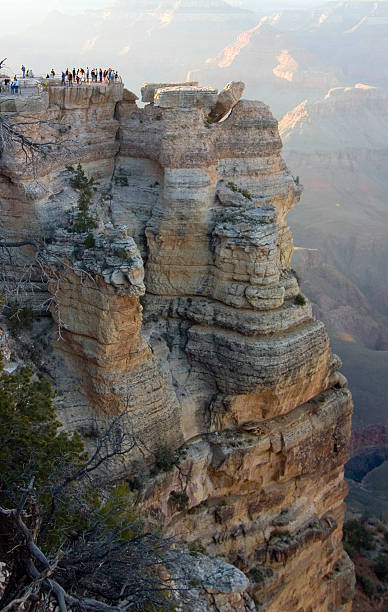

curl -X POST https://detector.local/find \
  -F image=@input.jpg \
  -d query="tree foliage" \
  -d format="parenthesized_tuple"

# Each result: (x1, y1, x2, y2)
(67, 164, 97, 233)
(343, 519, 375, 557)
(0, 361, 181, 611)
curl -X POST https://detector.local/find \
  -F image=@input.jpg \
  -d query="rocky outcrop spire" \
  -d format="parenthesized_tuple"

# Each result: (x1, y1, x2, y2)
(111, 82, 354, 610)
(0, 80, 354, 610)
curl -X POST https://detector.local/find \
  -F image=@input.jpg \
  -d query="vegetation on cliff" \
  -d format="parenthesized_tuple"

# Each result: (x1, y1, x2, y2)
(0, 359, 180, 611)
(344, 518, 388, 611)
(67, 164, 97, 234)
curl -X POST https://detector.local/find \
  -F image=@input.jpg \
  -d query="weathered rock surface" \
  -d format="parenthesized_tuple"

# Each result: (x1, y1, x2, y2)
(45, 226, 180, 451)
(112, 83, 354, 610)
(141, 81, 199, 103)
(0, 81, 354, 610)
(0, 83, 123, 242)
(208, 80, 245, 122)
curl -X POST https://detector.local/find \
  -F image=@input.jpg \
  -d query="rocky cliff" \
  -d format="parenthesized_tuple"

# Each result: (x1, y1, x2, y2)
(0, 81, 354, 610)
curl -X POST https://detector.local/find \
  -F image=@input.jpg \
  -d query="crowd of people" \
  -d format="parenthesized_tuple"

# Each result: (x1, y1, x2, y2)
(0, 64, 121, 95)
(21, 65, 34, 78)
(0, 75, 21, 94)
(50, 67, 121, 86)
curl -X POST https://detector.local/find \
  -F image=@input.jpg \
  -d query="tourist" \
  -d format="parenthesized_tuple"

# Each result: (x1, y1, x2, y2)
(99, 68, 102, 82)
(72, 68, 76, 81)
(68, 72, 73, 87)
(86, 66, 89, 82)
(61, 71, 66, 85)
(21, 65, 25, 78)
(12, 76, 19, 94)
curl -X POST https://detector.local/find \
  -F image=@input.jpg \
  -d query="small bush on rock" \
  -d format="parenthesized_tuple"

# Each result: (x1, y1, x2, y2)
(226, 181, 252, 199)
(343, 519, 375, 556)
(294, 294, 306, 306)
(84, 233, 95, 249)
(188, 539, 205, 557)
(5, 300, 34, 332)
(153, 445, 178, 473)
(169, 490, 189, 511)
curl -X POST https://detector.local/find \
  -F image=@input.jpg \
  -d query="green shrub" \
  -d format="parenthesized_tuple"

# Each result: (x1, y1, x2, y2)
(5, 300, 34, 332)
(343, 519, 375, 556)
(68, 164, 97, 233)
(227, 181, 238, 192)
(153, 445, 177, 473)
(114, 176, 129, 186)
(226, 181, 252, 199)
(248, 566, 273, 584)
(0, 359, 182, 610)
(241, 189, 252, 200)
(169, 490, 189, 511)
(0, 364, 86, 549)
(84, 233, 95, 249)
(188, 539, 205, 557)
(294, 293, 306, 306)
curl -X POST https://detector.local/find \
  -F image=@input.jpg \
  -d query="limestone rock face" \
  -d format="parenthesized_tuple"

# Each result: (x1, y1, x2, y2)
(46, 226, 181, 451)
(0, 83, 123, 242)
(0, 81, 354, 610)
(111, 84, 354, 610)
(141, 81, 199, 103)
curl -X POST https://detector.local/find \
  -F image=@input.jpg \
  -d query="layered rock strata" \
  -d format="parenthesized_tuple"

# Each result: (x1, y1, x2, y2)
(45, 226, 180, 451)
(112, 83, 354, 610)
(0, 82, 354, 610)
(0, 83, 123, 241)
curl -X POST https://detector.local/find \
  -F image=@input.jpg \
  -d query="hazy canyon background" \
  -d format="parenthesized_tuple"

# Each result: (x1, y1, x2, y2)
(2, 0, 388, 515)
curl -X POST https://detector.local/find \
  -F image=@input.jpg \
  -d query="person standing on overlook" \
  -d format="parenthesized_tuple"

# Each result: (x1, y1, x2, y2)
(61, 71, 65, 85)
(21, 65, 25, 78)
(11, 76, 19, 94)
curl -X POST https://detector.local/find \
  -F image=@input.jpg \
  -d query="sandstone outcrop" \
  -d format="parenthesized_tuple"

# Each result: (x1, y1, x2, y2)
(0, 83, 123, 242)
(45, 225, 180, 451)
(0, 81, 354, 610)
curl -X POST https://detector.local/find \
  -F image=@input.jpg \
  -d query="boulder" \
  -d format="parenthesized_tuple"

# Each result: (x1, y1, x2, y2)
(208, 80, 245, 122)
